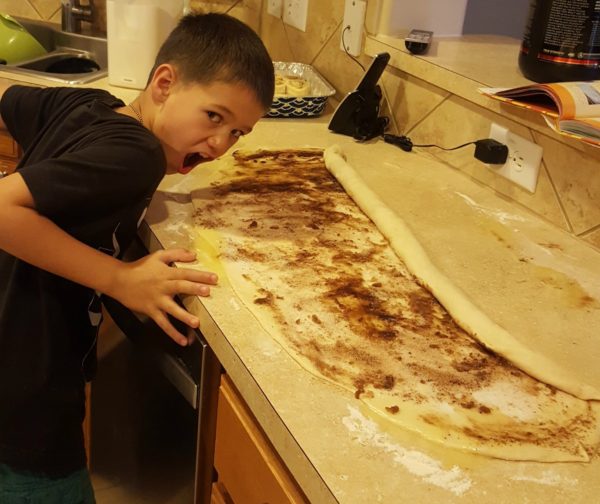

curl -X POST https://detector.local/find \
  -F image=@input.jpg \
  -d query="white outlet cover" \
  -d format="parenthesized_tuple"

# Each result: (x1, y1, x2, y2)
(487, 123, 543, 193)
(267, 0, 282, 17)
(283, 0, 309, 31)
(340, 0, 366, 56)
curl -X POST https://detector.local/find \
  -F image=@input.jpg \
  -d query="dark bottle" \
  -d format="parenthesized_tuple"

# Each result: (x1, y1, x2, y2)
(519, 0, 600, 83)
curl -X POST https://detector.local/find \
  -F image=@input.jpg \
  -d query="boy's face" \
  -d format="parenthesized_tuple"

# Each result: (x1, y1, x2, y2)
(150, 66, 266, 175)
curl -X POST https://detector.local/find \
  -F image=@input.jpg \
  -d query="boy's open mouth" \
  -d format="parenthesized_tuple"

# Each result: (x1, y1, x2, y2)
(179, 152, 212, 174)
(184, 152, 203, 167)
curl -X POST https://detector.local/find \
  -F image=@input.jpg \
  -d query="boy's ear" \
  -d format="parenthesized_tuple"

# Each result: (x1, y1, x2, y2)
(150, 64, 178, 103)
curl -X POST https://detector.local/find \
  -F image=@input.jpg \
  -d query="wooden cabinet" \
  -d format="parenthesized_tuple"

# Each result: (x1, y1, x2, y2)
(213, 375, 308, 504)
(211, 482, 233, 504)
(0, 130, 20, 176)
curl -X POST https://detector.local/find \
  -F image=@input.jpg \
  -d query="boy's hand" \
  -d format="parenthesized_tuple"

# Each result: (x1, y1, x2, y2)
(110, 249, 218, 346)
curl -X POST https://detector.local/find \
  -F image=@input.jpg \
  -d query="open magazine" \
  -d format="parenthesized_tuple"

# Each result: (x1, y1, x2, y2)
(480, 81, 600, 147)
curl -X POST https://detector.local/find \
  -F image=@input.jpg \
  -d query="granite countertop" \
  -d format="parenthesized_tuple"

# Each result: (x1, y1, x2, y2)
(144, 119, 600, 504)
(3, 69, 599, 504)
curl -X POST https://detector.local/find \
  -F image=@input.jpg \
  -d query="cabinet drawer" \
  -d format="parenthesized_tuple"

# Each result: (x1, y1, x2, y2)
(214, 375, 307, 504)
(0, 132, 19, 159)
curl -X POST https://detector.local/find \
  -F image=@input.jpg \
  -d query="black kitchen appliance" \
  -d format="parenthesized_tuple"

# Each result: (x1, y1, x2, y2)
(328, 52, 390, 141)
(98, 233, 221, 504)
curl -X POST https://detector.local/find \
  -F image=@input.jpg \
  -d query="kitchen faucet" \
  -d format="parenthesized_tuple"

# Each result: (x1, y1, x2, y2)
(61, 0, 95, 33)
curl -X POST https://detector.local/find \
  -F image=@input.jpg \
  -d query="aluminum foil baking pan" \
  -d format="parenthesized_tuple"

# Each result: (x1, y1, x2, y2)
(268, 61, 336, 118)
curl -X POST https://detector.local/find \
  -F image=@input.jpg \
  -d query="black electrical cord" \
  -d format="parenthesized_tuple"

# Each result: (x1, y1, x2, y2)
(342, 25, 366, 71)
(383, 134, 475, 152)
(383, 134, 509, 164)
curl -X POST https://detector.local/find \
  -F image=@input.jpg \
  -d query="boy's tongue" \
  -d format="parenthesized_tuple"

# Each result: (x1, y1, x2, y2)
(178, 164, 194, 175)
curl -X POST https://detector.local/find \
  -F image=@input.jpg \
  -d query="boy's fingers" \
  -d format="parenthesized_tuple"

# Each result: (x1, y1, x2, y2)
(153, 310, 189, 346)
(164, 299, 200, 329)
(156, 248, 196, 264)
(176, 268, 218, 285)
(172, 279, 212, 297)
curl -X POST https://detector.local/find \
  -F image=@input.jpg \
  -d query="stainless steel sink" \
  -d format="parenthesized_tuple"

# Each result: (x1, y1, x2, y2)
(0, 17, 107, 85)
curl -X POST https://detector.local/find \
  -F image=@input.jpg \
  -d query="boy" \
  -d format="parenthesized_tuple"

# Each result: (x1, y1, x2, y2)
(0, 13, 274, 503)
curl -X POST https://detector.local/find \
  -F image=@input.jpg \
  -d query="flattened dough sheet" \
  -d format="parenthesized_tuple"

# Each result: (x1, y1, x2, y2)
(190, 148, 600, 462)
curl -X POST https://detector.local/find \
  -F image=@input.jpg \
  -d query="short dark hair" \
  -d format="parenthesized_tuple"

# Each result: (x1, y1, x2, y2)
(149, 13, 274, 110)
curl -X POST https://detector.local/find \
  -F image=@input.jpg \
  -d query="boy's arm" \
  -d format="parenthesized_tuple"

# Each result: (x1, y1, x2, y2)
(0, 172, 216, 345)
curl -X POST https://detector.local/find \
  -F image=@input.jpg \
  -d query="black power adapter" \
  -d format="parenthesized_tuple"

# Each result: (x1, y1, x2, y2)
(473, 139, 509, 164)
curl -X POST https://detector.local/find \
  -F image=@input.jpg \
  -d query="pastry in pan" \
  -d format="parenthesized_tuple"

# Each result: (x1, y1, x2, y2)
(274, 74, 287, 95)
(284, 75, 310, 96)
(274, 74, 311, 97)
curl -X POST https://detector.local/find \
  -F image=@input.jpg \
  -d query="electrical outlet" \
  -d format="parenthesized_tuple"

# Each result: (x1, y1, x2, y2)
(283, 0, 309, 31)
(267, 0, 282, 17)
(340, 0, 366, 56)
(487, 123, 543, 193)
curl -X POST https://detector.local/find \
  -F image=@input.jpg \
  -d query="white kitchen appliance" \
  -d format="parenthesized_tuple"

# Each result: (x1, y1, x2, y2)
(106, 0, 183, 89)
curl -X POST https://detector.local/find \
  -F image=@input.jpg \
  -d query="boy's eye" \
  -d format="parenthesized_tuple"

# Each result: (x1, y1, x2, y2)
(207, 111, 222, 124)
(231, 129, 244, 139)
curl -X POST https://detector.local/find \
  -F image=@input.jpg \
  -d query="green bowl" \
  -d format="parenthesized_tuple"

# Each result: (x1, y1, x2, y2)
(0, 13, 47, 64)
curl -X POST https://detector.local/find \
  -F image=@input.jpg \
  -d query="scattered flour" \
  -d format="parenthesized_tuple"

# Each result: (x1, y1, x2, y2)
(162, 176, 198, 195)
(342, 406, 472, 496)
(472, 381, 539, 422)
(162, 221, 190, 236)
(228, 297, 241, 311)
(511, 469, 578, 487)
(454, 192, 527, 224)
(257, 339, 282, 357)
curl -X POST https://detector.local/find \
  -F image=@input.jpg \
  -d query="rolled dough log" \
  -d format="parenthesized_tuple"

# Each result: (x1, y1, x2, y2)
(323, 145, 599, 400)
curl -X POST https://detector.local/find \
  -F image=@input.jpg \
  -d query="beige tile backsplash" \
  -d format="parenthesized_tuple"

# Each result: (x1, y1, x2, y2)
(4, 0, 600, 250)
(0, 0, 41, 18)
(0, 0, 104, 30)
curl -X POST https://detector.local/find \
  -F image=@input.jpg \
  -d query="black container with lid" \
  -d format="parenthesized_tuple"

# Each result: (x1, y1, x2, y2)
(519, 0, 600, 83)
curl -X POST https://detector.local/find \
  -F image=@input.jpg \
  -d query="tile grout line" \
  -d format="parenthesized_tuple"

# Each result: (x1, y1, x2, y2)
(404, 93, 450, 136)
(542, 161, 574, 233)
(310, 20, 343, 67)
(577, 222, 600, 238)
(225, 0, 242, 14)
(532, 131, 576, 234)
(26, 0, 43, 19)
(380, 80, 399, 134)
(281, 18, 298, 62)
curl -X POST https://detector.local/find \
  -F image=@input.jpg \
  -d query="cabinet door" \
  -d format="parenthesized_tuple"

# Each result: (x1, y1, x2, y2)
(0, 157, 17, 176)
(214, 375, 308, 504)
(211, 482, 233, 504)
(0, 130, 20, 176)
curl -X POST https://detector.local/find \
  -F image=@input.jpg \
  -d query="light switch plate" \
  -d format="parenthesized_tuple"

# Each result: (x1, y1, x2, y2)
(283, 0, 309, 31)
(340, 0, 366, 56)
(487, 123, 544, 193)
(267, 0, 283, 17)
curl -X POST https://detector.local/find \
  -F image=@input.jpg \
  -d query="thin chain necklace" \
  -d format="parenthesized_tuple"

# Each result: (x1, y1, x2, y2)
(128, 102, 143, 125)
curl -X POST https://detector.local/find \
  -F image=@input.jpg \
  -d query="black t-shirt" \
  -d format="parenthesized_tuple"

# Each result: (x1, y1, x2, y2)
(0, 86, 165, 476)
